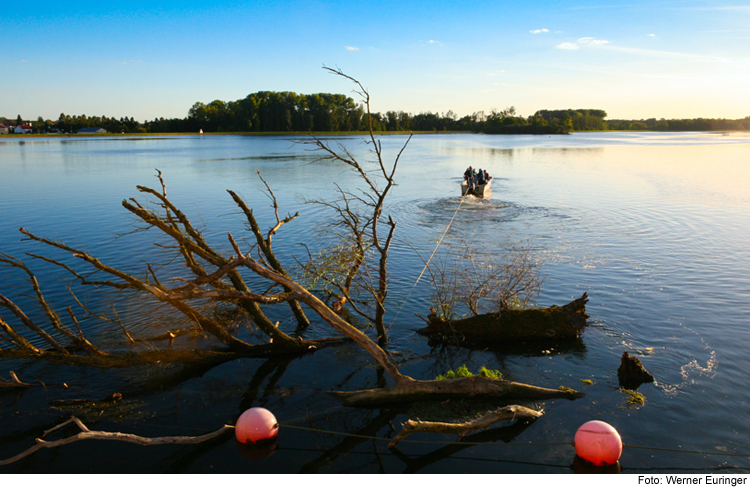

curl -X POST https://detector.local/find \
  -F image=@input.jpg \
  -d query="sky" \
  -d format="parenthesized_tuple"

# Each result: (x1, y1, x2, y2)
(2, 0, 749, 122)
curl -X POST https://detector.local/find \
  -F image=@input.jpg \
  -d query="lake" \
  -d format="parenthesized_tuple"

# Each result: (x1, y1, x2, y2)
(1, 131, 749, 473)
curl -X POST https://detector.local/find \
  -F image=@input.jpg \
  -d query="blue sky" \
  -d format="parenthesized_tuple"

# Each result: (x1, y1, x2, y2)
(3, 1, 749, 122)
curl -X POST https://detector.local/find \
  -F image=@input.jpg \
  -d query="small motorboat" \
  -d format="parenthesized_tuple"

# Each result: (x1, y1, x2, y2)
(461, 178, 492, 197)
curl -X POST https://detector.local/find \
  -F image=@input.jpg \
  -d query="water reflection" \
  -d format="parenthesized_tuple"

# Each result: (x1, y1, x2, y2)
(388, 419, 548, 473)
(298, 409, 398, 473)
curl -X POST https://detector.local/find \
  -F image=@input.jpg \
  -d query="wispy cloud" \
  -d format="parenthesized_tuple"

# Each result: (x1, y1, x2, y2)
(530, 28, 549, 34)
(647, 33, 656, 37)
(689, 5, 750, 11)
(556, 37, 610, 50)
(578, 37, 610, 45)
(486, 69, 506, 76)
(701, 57, 732, 63)
(345, 46, 359, 51)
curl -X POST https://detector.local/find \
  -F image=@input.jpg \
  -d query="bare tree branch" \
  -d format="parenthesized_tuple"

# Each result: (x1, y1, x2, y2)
(388, 405, 544, 448)
(0, 417, 234, 466)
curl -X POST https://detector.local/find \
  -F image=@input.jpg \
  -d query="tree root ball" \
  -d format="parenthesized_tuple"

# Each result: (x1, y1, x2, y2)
(574, 420, 622, 467)
(235, 407, 279, 444)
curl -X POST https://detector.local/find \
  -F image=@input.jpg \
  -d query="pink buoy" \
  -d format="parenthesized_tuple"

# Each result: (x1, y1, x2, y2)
(574, 420, 622, 466)
(235, 407, 279, 444)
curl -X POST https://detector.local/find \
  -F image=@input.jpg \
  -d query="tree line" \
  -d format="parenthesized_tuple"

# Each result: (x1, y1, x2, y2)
(606, 116, 750, 132)
(3, 90, 749, 134)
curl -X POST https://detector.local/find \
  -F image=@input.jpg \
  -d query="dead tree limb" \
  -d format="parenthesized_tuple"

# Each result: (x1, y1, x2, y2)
(18, 228, 256, 351)
(227, 238, 407, 382)
(388, 404, 544, 448)
(329, 375, 583, 407)
(227, 182, 309, 328)
(0, 311, 42, 354)
(121, 189, 300, 347)
(67, 288, 135, 344)
(0, 416, 234, 466)
(294, 66, 412, 346)
(0, 371, 35, 389)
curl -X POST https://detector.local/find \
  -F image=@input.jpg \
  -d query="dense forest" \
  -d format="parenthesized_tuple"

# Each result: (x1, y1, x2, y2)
(2, 90, 749, 134)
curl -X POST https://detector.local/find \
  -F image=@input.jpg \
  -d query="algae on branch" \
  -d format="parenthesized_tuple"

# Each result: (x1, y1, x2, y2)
(435, 365, 503, 381)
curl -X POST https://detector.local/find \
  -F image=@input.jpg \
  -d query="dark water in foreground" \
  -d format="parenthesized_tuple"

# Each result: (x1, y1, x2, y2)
(1, 132, 749, 473)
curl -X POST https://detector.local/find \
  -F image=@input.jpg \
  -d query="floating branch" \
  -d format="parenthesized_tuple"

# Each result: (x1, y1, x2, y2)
(388, 404, 544, 448)
(0, 416, 234, 466)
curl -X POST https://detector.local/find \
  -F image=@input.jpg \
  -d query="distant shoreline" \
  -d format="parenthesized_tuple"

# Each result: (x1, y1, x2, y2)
(2, 129, 748, 141)
(0, 130, 447, 139)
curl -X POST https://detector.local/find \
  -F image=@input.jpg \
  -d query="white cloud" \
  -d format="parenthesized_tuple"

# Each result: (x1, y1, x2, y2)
(647, 33, 656, 37)
(701, 57, 732, 63)
(556, 42, 579, 50)
(345, 46, 359, 51)
(578, 37, 610, 45)
(530, 28, 549, 34)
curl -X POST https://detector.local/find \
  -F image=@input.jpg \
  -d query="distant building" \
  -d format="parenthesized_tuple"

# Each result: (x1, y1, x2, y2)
(0, 123, 9, 134)
(14, 125, 33, 134)
(78, 127, 107, 134)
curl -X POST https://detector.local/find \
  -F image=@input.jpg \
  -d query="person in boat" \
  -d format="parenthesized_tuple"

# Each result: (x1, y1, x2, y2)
(476, 169, 485, 185)
(482, 169, 491, 182)
(464, 166, 473, 182)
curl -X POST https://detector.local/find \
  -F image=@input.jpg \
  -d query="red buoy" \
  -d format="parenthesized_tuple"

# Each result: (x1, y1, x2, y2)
(574, 420, 622, 466)
(235, 407, 279, 444)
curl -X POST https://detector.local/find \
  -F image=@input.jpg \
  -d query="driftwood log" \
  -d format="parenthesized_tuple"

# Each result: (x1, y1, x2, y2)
(388, 404, 543, 448)
(418, 293, 589, 348)
(330, 375, 583, 407)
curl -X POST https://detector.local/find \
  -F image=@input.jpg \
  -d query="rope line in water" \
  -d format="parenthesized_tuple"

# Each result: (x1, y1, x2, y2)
(11, 411, 750, 460)
(280, 423, 750, 458)
(387, 196, 466, 331)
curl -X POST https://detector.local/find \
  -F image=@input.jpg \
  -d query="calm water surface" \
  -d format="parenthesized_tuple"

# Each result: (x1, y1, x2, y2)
(1, 132, 749, 473)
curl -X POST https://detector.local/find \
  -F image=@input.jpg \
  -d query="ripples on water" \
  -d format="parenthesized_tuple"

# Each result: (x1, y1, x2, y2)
(1, 132, 749, 473)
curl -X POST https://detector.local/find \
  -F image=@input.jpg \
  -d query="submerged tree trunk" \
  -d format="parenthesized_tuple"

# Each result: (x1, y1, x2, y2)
(418, 293, 589, 349)
(329, 374, 583, 407)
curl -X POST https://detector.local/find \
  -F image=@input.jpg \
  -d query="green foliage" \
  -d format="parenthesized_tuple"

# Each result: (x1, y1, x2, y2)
(435, 365, 502, 380)
(478, 366, 503, 379)
(557, 386, 585, 398)
(186, 91, 365, 133)
(536, 109, 607, 131)
(620, 388, 645, 406)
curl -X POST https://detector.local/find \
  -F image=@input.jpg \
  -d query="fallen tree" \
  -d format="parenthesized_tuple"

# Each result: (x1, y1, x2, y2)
(0, 68, 584, 412)
(418, 293, 589, 349)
